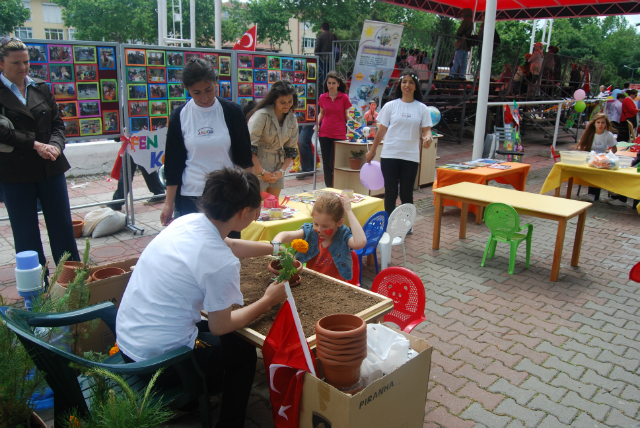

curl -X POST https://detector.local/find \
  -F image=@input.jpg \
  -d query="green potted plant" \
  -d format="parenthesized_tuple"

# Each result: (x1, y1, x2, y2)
(267, 239, 309, 287)
(349, 149, 366, 170)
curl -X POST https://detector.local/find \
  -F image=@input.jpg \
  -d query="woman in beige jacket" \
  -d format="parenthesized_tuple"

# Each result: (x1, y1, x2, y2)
(247, 80, 299, 197)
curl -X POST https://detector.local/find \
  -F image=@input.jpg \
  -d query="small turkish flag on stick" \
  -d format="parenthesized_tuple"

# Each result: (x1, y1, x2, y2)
(262, 282, 317, 428)
(233, 25, 257, 51)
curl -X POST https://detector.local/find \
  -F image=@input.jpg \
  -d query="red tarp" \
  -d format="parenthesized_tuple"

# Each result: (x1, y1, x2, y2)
(380, 0, 640, 21)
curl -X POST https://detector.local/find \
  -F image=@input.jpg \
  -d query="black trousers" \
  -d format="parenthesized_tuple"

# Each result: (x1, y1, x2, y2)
(1, 173, 79, 268)
(178, 194, 241, 239)
(319, 137, 339, 188)
(123, 328, 257, 428)
(110, 154, 164, 210)
(380, 158, 419, 215)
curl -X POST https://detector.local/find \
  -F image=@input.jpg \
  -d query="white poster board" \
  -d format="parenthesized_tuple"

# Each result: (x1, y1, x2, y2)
(125, 129, 167, 173)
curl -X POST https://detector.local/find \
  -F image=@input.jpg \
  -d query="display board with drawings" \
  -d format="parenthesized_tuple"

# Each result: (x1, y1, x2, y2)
(23, 39, 121, 141)
(234, 51, 317, 124)
(119, 44, 232, 135)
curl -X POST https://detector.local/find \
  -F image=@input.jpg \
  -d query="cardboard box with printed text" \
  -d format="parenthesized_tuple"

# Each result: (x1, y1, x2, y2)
(299, 329, 432, 428)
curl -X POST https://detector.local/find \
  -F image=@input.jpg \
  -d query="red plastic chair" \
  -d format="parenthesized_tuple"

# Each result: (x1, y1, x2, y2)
(550, 145, 561, 163)
(370, 267, 426, 333)
(347, 252, 360, 287)
(630, 262, 640, 283)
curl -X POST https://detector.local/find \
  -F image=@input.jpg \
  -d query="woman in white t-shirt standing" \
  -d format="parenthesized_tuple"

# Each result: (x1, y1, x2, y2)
(162, 59, 254, 238)
(365, 71, 433, 215)
(117, 167, 286, 427)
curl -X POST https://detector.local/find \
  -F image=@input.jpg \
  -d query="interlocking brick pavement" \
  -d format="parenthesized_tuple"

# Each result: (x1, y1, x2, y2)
(3, 134, 640, 427)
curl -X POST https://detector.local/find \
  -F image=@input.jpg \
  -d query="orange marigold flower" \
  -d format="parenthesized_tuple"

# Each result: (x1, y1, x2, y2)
(291, 239, 309, 253)
(69, 415, 82, 428)
(108, 342, 119, 356)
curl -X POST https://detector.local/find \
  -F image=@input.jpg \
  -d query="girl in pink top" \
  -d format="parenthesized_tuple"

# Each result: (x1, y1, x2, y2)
(317, 71, 352, 187)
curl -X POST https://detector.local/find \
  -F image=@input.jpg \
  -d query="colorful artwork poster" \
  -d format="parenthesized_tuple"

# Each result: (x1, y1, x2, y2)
(103, 110, 120, 132)
(307, 62, 317, 80)
(219, 81, 232, 99)
(184, 52, 200, 63)
(57, 101, 78, 119)
(167, 51, 184, 66)
(307, 104, 316, 121)
(238, 97, 253, 109)
(75, 64, 97, 82)
(268, 56, 281, 70)
(98, 47, 116, 70)
(281, 57, 294, 70)
(253, 56, 267, 69)
(295, 84, 306, 98)
(26, 44, 48, 63)
(202, 53, 218, 68)
(77, 82, 99, 99)
(79, 118, 102, 136)
(294, 72, 306, 84)
(254, 69, 268, 83)
(253, 84, 267, 97)
(129, 100, 149, 117)
(147, 50, 166, 66)
(125, 49, 146, 66)
(281, 71, 294, 82)
(128, 84, 148, 100)
(307, 82, 316, 99)
(348, 20, 404, 111)
(294, 58, 306, 71)
(238, 83, 253, 97)
(50, 65, 73, 82)
(167, 68, 182, 83)
(219, 56, 231, 76)
(127, 67, 147, 83)
(48, 45, 73, 63)
(78, 100, 101, 117)
(63, 119, 79, 136)
(169, 99, 186, 112)
(238, 68, 253, 83)
(73, 46, 97, 63)
(238, 54, 253, 68)
(168, 83, 186, 99)
(129, 117, 149, 133)
(100, 79, 118, 102)
(268, 70, 280, 83)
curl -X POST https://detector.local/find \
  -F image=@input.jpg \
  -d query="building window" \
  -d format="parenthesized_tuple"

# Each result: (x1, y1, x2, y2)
(68, 28, 77, 40)
(45, 28, 64, 40)
(23, 1, 31, 21)
(14, 27, 33, 39)
(42, 3, 63, 24)
(303, 37, 315, 49)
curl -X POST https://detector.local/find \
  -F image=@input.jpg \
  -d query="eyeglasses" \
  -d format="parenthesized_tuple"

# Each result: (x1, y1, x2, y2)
(0, 36, 22, 47)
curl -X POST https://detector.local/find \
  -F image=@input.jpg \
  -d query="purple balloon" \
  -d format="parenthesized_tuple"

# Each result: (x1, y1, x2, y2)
(360, 161, 385, 190)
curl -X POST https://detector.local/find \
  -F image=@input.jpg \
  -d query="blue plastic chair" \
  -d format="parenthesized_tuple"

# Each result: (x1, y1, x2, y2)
(354, 211, 389, 284)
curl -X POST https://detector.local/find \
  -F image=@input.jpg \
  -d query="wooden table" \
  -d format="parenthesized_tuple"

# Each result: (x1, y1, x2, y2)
(241, 188, 385, 242)
(540, 162, 640, 214)
(432, 182, 592, 282)
(433, 162, 530, 224)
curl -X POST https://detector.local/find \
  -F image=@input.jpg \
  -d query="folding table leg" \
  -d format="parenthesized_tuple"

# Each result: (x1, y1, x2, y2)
(550, 218, 567, 282)
(565, 178, 573, 199)
(571, 211, 587, 267)
(460, 202, 468, 239)
(433, 194, 443, 250)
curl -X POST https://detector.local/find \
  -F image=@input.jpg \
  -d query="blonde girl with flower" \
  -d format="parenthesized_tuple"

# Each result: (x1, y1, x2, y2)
(273, 192, 367, 282)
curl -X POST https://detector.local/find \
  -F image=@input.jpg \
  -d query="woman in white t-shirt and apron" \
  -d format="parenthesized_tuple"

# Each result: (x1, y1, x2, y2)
(365, 71, 433, 215)
(576, 113, 618, 202)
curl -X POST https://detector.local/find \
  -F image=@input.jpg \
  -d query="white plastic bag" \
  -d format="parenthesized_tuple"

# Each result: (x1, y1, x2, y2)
(587, 150, 619, 170)
(82, 208, 115, 237)
(360, 324, 410, 386)
(92, 211, 126, 238)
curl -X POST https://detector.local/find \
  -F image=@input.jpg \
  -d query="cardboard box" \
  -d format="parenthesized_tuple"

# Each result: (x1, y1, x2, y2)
(299, 329, 432, 428)
(51, 258, 138, 353)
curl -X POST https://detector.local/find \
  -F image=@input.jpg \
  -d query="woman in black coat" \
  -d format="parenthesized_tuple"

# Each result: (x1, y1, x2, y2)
(0, 37, 79, 270)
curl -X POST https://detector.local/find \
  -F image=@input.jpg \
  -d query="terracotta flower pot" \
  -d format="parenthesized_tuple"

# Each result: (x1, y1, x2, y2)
(57, 261, 84, 286)
(267, 259, 303, 287)
(349, 158, 362, 170)
(72, 220, 84, 238)
(315, 314, 367, 389)
(91, 267, 125, 282)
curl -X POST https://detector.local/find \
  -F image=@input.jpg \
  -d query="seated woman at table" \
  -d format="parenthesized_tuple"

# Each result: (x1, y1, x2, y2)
(273, 192, 366, 282)
(116, 167, 287, 428)
(576, 113, 617, 202)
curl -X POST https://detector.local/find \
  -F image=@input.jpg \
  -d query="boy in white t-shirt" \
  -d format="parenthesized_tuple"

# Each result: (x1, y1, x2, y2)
(116, 168, 286, 427)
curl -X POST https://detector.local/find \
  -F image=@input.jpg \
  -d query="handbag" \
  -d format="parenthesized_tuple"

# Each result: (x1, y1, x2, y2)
(0, 105, 15, 153)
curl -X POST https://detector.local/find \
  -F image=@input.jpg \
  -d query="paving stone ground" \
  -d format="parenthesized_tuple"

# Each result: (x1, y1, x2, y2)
(3, 132, 640, 428)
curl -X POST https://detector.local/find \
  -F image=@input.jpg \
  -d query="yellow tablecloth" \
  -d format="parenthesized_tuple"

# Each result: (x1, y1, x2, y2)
(241, 188, 385, 242)
(540, 162, 640, 214)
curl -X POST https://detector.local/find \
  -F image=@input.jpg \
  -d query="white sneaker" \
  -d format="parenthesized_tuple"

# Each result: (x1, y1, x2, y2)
(607, 199, 628, 206)
(577, 194, 594, 202)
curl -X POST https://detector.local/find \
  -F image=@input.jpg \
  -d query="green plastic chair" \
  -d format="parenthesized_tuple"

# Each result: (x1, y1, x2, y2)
(481, 203, 533, 274)
(1, 302, 211, 427)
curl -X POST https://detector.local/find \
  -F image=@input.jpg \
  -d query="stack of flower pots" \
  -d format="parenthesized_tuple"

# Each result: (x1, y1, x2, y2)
(315, 314, 367, 394)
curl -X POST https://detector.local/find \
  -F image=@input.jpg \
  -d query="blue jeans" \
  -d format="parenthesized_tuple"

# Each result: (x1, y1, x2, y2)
(298, 125, 315, 172)
(449, 49, 469, 79)
(2, 173, 79, 267)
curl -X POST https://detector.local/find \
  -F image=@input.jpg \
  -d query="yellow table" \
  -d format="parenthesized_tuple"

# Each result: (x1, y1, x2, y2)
(540, 162, 640, 214)
(241, 188, 385, 242)
(432, 182, 592, 282)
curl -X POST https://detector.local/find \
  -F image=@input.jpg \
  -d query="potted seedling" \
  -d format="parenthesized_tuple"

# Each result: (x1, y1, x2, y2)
(267, 239, 309, 287)
(349, 150, 366, 170)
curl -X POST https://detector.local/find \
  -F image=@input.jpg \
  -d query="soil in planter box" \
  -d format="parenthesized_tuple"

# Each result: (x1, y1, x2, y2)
(236, 257, 381, 337)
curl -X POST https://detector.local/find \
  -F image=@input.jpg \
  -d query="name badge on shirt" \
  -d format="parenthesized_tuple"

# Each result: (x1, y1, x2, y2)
(197, 127, 214, 137)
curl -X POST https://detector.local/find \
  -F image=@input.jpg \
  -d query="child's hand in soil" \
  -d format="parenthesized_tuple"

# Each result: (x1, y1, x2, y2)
(339, 192, 352, 212)
(263, 280, 287, 309)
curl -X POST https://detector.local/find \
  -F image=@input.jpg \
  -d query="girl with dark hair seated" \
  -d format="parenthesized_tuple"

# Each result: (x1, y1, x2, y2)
(117, 167, 287, 428)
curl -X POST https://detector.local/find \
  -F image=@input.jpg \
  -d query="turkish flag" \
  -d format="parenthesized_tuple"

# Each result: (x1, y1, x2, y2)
(233, 25, 257, 51)
(110, 136, 130, 180)
(263, 300, 317, 428)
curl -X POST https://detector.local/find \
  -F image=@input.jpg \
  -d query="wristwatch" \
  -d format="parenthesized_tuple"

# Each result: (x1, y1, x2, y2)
(279, 168, 287, 176)
(270, 240, 281, 255)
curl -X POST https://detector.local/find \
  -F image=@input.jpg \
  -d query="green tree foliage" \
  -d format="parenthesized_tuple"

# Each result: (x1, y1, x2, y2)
(0, 0, 31, 35)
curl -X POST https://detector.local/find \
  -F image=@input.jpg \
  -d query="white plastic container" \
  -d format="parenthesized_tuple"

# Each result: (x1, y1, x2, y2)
(559, 151, 589, 165)
(619, 156, 633, 168)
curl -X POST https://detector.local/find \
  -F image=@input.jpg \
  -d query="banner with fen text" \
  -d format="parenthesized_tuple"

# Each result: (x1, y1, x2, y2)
(125, 128, 167, 174)
(348, 21, 404, 112)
